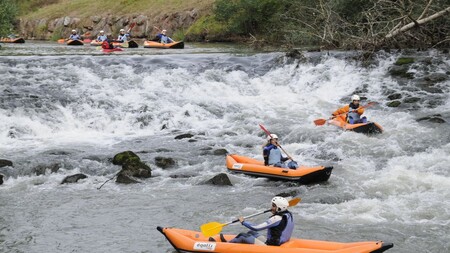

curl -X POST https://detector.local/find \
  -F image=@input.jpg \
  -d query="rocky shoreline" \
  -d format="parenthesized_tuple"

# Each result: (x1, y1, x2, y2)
(18, 9, 200, 41)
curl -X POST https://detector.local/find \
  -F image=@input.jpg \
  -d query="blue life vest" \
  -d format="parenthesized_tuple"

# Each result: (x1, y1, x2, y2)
(347, 103, 360, 123)
(268, 147, 282, 165)
(97, 35, 107, 42)
(69, 34, 81, 40)
(117, 34, 129, 42)
(160, 34, 171, 43)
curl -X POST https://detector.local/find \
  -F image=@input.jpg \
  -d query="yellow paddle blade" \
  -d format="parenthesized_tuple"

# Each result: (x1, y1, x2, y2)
(200, 221, 225, 237)
(288, 197, 301, 207)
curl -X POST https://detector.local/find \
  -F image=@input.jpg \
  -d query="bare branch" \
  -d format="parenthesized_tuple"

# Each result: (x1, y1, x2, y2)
(386, 6, 450, 38)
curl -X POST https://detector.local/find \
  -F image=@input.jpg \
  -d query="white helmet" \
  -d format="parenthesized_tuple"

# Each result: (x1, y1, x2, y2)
(71, 29, 76, 32)
(267, 134, 279, 141)
(100, 30, 104, 33)
(162, 29, 167, 33)
(351, 95, 360, 101)
(272, 196, 289, 212)
(120, 29, 125, 32)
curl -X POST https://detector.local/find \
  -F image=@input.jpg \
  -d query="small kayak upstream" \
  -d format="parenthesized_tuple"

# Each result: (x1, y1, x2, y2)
(329, 115, 383, 134)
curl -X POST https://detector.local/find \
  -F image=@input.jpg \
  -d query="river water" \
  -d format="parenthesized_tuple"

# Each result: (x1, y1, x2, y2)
(0, 42, 449, 253)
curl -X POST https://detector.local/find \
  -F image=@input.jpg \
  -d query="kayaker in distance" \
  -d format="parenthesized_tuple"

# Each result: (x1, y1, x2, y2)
(96, 30, 107, 42)
(116, 29, 130, 43)
(151, 26, 174, 44)
(332, 94, 367, 124)
(211, 197, 294, 246)
(263, 134, 298, 169)
(68, 30, 81, 40)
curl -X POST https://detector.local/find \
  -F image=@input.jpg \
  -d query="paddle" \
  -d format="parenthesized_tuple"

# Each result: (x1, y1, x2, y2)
(314, 102, 377, 126)
(127, 22, 136, 33)
(259, 124, 294, 161)
(57, 39, 66, 44)
(200, 197, 301, 237)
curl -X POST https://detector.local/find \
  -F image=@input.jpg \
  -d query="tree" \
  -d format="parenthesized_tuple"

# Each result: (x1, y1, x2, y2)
(275, 0, 450, 49)
(0, 0, 17, 37)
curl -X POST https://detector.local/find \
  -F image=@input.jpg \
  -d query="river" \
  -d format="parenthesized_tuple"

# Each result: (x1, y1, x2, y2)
(0, 41, 449, 252)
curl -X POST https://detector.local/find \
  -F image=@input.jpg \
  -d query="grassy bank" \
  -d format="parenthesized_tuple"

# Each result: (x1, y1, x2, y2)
(20, 0, 214, 19)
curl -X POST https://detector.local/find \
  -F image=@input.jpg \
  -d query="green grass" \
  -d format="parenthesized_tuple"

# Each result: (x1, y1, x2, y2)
(21, 0, 215, 20)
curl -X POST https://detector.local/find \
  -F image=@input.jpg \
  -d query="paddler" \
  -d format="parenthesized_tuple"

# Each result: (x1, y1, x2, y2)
(332, 94, 367, 124)
(263, 134, 298, 169)
(210, 197, 294, 246)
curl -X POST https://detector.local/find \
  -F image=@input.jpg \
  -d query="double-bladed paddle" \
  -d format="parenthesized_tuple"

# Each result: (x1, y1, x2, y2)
(313, 102, 377, 126)
(200, 197, 301, 237)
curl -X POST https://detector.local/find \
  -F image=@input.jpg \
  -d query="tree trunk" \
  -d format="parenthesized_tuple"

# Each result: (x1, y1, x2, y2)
(386, 6, 450, 38)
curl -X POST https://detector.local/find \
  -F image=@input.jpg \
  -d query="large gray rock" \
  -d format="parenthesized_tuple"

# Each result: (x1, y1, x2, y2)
(0, 174, 3, 185)
(202, 173, 232, 186)
(63, 16, 71, 27)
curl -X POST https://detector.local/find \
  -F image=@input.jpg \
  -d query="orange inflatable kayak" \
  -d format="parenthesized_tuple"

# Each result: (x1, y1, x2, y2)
(90, 40, 103, 46)
(143, 40, 184, 49)
(0, 38, 25, 43)
(328, 115, 383, 134)
(112, 40, 139, 48)
(158, 227, 393, 253)
(226, 154, 332, 184)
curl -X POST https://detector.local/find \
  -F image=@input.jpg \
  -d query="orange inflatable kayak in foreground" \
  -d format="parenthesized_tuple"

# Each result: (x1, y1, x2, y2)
(226, 154, 332, 184)
(157, 227, 393, 253)
(328, 115, 383, 134)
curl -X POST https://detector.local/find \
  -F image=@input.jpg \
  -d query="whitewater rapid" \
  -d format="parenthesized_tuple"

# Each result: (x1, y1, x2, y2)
(0, 43, 449, 252)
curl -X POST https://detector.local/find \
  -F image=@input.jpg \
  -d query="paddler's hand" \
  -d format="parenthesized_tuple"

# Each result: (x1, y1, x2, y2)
(239, 217, 245, 223)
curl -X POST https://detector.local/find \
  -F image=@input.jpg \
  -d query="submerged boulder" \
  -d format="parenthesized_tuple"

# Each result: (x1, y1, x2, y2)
(387, 93, 402, 100)
(394, 57, 415, 65)
(155, 156, 176, 169)
(387, 100, 401, 107)
(213, 148, 228, 156)
(201, 173, 232, 186)
(417, 115, 446, 123)
(61, 174, 88, 184)
(0, 174, 3, 185)
(175, 133, 194, 140)
(33, 163, 61, 176)
(0, 159, 13, 168)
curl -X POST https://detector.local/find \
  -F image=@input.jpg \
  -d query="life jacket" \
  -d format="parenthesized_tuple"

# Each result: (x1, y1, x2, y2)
(268, 146, 282, 165)
(97, 35, 107, 42)
(347, 103, 361, 123)
(101, 41, 113, 49)
(266, 211, 294, 246)
(117, 34, 128, 42)
(160, 34, 170, 43)
(69, 34, 81, 40)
